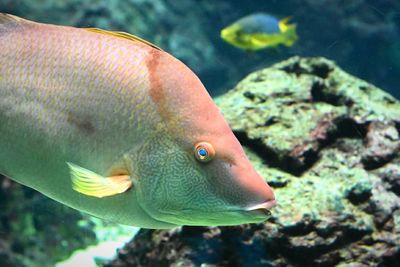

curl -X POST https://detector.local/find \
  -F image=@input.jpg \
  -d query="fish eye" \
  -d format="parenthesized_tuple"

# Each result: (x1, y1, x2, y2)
(194, 142, 215, 162)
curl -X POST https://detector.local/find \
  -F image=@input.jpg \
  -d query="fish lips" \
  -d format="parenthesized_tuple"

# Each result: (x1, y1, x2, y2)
(246, 199, 277, 217)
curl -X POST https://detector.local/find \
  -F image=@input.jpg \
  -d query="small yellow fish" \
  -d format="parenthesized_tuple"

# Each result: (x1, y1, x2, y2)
(221, 13, 298, 51)
(0, 14, 276, 229)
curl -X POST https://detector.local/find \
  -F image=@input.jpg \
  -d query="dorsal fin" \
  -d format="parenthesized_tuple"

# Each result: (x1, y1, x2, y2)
(0, 13, 25, 24)
(84, 28, 162, 51)
(0, 14, 163, 51)
(0, 13, 29, 30)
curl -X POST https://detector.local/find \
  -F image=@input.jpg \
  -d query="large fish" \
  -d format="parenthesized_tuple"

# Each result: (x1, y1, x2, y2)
(0, 14, 276, 228)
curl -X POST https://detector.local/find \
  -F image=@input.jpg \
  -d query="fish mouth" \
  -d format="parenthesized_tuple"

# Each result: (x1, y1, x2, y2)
(246, 199, 277, 217)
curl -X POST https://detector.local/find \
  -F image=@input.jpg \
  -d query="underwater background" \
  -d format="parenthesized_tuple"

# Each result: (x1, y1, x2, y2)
(0, 0, 399, 99)
(0, 0, 399, 266)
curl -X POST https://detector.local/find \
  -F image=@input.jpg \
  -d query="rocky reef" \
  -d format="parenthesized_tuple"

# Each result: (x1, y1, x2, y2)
(105, 57, 400, 267)
(0, 176, 97, 267)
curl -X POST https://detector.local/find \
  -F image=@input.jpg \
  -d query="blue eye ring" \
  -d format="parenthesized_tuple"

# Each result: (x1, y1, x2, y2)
(194, 142, 215, 162)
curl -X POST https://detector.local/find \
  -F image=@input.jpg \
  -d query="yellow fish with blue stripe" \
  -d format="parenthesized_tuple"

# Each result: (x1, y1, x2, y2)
(221, 13, 298, 51)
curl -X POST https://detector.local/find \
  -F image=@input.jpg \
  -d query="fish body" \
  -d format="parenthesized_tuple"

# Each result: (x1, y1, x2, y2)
(0, 14, 276, 228)
(221, 13, 298, 51)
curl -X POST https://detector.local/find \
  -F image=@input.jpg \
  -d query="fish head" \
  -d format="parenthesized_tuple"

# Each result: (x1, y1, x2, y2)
(220, 23, 244, 46)
(133, 51, 276, 226)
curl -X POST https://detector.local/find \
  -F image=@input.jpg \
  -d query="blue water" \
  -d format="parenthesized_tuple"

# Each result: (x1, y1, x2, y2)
(0, 1, 399, 266)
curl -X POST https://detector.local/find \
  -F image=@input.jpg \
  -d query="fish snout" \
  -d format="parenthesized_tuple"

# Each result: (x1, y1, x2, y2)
(243, 174, 276, 217)
(245, 179, 276, 213)
(220, 28, 233, 40)
(231, 164, 276, 212)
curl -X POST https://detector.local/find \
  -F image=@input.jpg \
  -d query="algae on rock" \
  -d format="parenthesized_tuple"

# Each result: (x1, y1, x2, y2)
(106, 57, 400, 267)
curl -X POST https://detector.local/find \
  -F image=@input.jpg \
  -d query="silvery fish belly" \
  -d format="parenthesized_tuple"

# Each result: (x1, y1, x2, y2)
(0, 14, 276, 229)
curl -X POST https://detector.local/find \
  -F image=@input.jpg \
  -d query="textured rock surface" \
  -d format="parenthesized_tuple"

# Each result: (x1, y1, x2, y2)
(105, 57, 400, 267)
(0, 176, 97, 267)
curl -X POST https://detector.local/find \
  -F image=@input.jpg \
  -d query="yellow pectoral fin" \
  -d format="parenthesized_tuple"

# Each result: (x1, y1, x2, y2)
(67, 162, 132, 198)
